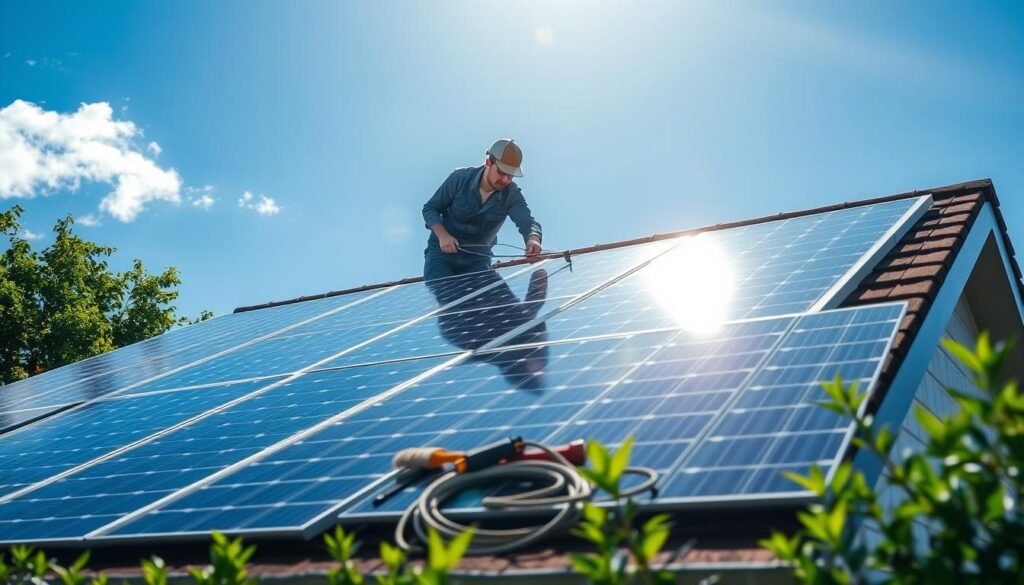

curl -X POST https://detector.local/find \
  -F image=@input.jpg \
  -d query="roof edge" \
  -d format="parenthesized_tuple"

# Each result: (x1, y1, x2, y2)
(234, 178, 997, 313)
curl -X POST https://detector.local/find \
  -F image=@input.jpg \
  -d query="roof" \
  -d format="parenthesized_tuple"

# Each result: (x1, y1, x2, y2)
(70, 178, 1019, 580)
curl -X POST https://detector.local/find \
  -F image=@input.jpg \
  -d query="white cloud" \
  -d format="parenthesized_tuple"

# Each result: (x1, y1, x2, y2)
(0, 99, 182, 222)
(184, 185, 215, 210)
(147, 141, 162, 155)
(238, 190, 280, 216)
(533, 26, 555, 46)
(192, 194, 215, 210)
(20, 228, 43, 241)
(25, 60, 36, 67)
(77, 214, 101, 227)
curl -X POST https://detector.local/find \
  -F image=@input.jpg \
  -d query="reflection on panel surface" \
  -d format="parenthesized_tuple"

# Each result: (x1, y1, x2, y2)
(0, 380, 274, 495)
(538, 198, 920, 341)
(0, 291, 377, 428)
(316, 242, 671, 369)
(0, 358, 444, 542)
(126, 268, 520, 392)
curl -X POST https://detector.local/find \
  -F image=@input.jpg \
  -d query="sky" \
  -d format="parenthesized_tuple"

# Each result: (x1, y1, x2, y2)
(1, 0, 1022, 319)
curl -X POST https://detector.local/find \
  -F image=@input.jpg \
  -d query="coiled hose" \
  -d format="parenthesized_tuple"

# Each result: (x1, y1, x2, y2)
(395, 440, 658, 556)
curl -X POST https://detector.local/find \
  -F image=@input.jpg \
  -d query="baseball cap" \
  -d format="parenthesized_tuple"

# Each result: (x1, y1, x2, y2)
(486, 138, 524, 177)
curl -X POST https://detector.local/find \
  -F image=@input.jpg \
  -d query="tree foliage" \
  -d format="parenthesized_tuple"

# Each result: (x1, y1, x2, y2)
(764, 333, 1024, 584)
(0, 205, 211, 384)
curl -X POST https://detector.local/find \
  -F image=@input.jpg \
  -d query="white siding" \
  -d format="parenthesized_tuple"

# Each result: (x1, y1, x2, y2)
(863, 295, 983, 558)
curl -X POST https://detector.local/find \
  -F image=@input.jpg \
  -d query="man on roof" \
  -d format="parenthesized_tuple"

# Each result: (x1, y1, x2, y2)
(422, 138, 543, 281)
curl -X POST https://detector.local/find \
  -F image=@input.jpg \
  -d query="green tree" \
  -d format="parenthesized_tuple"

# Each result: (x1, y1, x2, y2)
(0, 205, 211, 384)
(763, 333, 1024, 584)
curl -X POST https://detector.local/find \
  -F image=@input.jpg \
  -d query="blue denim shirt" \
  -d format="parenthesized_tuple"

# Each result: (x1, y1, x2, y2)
(422, 166, 542, 255)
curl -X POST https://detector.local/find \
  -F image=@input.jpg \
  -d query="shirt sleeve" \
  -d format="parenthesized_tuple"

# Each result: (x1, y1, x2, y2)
(422, 172, 457, 229)
(507, 186, 542, 244)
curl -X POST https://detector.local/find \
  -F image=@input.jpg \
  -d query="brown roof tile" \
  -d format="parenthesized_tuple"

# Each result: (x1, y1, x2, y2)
(888, 280, 939, 300)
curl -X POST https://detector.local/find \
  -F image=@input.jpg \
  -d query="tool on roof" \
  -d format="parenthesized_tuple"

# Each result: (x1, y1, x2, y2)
(457, 242, 573, 269)
(379, 437, 658, 556)
(372, 437, 585, 507)
(393, 436, 586, 473)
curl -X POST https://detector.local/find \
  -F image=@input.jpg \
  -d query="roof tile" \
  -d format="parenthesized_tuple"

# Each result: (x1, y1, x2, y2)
(919, 237, 959, 252)
(943, 202, 977, 216)
(888, 280, 938, 300)
(902, 264, 946, 281)
(854, 287, 892, 303)
(910, 250, 952, 266)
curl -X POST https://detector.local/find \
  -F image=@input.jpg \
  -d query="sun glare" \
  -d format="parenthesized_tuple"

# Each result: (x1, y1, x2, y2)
(643, 236, 735, 335)
(533, 26, 555, 45)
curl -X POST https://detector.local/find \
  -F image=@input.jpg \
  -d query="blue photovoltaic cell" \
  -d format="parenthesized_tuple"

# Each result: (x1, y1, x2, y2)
(0, 357, 445, 542)
(658, 303, 904, 500)
(527, 198, 921, 343)
(0, 290, 377, 428)
(0, 379, 274, 495)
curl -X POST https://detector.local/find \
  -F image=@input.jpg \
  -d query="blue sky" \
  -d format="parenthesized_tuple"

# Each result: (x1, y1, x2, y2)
(1, 0, 1022, 319)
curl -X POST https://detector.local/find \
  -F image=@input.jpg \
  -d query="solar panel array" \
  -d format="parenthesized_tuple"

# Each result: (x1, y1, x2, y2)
(0, 195, 928, 544)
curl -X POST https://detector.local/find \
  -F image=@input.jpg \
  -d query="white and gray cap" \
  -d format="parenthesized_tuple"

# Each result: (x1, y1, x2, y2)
(486, 138, 524, 177)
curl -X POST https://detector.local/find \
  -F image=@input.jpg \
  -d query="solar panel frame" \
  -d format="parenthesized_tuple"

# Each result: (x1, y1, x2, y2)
(809, 194, 931, 312)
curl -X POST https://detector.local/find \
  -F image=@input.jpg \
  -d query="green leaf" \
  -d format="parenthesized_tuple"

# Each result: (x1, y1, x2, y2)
(608, 436, 634, 489)
(582, 502, 607, 525)
(826, 498, 848, 543)
(426, 529, 448, 572)
(568, 553, 601, 578)
(941, 338, 984, 376)
(445, 528, 474, 569)
(71, 551, 91, 572)
(577, 466, 616, 496)
(640, 526, 671, 561)
(587, 439, 611, 476)
(784, 466, 826, 496)
(915, 406, 947, 440)
(379, 542, 404, 570)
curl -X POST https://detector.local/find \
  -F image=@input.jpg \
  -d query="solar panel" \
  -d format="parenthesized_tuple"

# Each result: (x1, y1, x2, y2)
(0, 357, 448, 542)
(0, 196, 925, 544)
(0, 289, 381, 431)
(91, 302, 903, 538)
(512, 197, 925, 343)
(0, 379, 275, 495)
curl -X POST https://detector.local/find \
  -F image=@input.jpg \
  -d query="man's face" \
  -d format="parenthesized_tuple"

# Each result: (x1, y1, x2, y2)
(485, 159, 514, 191)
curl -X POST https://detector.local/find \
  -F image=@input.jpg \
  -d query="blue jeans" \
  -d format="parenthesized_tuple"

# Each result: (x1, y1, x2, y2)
(423, 246, 492, 281)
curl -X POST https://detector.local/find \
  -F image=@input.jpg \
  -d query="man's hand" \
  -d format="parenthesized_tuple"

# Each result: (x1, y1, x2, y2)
(525, 237, 542, 260)
(439, 232, 460, 254)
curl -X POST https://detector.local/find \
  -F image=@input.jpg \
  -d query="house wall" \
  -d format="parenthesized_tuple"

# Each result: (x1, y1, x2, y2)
(862, 294, 983, 552)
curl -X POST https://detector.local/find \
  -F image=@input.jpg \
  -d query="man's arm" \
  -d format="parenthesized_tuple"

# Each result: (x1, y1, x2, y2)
(423, 173, 460, 253)
(507, 188, 543, 257)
